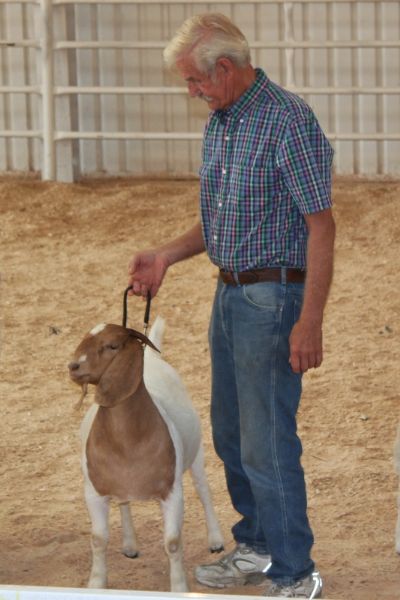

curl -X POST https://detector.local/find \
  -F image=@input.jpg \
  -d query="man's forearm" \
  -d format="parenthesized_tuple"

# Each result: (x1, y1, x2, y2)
(301, 209, 336, 325)
(158, 221, 206, 267)
(288, 209, 335, 373)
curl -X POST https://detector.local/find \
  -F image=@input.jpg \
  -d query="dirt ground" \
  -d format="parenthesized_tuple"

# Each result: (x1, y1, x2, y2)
(0, 174, 399, 600)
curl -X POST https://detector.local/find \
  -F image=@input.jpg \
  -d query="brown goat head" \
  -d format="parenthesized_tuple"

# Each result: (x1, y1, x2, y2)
(68, 324, 159, 407)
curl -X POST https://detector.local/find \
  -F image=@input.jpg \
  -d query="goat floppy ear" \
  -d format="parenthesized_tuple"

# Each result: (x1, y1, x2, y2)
(96, 337, 144, 407)
(127, 328, 160, 353)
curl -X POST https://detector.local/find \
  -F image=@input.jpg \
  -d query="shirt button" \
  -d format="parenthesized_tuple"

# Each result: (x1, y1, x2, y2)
(225, 136, 230, 141)
(214, 235, 218, 240)
(218, 202, 222, 207)
(222, 169, 226, 175)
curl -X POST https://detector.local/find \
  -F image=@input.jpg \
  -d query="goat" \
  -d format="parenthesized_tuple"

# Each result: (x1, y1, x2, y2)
(395, 424, 400, 554)
(68, 316, 224, 592)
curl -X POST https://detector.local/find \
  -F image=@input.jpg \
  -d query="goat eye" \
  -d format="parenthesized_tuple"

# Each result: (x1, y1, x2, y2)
(105, 344, 119, 351)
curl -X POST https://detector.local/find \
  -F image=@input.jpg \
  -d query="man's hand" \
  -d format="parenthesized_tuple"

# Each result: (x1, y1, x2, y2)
(128, 250, 170, 299)
(289, 319, 323, 374)
(128, 222, 206, 299)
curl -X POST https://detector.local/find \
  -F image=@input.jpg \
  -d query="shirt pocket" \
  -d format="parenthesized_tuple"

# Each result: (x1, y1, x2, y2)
(228, 160, 279, 223)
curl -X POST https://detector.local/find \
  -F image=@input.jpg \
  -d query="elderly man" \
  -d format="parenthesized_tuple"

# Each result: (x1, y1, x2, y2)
(129, 13, 335, 599)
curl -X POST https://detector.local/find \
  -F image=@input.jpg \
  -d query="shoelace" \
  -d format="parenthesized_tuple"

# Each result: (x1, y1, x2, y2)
(214, 545, 254, 568)
(216, 548, 238, 567)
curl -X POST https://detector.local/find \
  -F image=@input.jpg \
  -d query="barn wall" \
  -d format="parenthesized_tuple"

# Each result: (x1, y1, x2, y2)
(1, 0, 399, 180)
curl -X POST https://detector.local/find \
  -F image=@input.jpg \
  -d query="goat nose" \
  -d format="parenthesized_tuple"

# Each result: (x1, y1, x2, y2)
(68, 361, 80, 371)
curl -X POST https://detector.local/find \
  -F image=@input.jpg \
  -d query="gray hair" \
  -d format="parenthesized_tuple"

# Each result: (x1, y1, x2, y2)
(163, 13, 251, 73)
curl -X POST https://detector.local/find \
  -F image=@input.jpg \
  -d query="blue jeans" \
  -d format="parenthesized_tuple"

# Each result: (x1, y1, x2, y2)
(209, 276, 315, 585)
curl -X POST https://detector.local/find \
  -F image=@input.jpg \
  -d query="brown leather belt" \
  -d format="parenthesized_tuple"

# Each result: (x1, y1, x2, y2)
(219, 267, 306, 286)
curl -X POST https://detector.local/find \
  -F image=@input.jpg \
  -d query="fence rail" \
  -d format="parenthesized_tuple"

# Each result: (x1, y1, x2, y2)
(1, 0, 399, 179)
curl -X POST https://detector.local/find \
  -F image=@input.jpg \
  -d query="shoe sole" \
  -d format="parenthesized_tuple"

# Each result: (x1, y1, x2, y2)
(195, 571, 267, 589)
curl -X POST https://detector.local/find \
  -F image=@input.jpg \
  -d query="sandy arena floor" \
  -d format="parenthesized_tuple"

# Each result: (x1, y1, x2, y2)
(0, 174, 399, 599)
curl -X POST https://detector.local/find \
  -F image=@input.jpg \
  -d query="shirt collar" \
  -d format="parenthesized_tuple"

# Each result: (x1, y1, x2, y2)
(214, 68, 269, 124)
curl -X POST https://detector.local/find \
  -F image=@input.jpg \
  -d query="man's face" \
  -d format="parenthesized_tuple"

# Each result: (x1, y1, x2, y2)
(176, 55, 233, 111)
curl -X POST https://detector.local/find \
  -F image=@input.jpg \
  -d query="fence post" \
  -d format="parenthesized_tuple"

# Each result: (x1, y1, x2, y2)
(40, 0, 55, 180)
(284, 2, 295, 88)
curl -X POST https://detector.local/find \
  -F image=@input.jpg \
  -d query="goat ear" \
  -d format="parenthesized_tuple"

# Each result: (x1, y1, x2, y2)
(96, 337, 143, 406)
(127, 328, 160, 353)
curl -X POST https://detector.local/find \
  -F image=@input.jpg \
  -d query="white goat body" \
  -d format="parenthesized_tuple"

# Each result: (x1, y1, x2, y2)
(69, 317, 224, 591)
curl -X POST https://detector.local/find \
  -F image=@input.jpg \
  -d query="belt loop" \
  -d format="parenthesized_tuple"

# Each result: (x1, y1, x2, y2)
(281, 267, 287, 285)
(233, 272, 240, 285)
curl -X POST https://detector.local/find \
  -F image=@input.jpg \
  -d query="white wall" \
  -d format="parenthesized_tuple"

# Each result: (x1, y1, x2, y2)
(1, 0, 399, 180)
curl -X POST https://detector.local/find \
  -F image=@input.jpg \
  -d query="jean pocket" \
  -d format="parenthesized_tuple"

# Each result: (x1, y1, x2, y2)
(242, 282, 283, 310)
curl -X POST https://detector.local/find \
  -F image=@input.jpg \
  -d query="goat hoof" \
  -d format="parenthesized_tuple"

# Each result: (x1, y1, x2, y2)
(210, 545, 224, 554)
(171, 583, 189, 593)
(123, 550, 139, 559)
(88, 577, 107, 589)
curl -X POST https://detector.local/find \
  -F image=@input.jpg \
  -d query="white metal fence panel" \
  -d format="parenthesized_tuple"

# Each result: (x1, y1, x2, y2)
(0, 0, 399, 180)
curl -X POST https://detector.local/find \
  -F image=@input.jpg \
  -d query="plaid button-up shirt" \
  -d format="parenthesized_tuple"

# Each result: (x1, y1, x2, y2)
(199, 68, 334, 272)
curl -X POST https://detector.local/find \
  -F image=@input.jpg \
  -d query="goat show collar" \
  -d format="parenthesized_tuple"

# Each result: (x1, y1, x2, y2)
(122, 286, 152, 334)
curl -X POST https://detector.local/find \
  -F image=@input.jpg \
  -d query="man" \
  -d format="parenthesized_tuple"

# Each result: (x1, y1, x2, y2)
(128, 13, 335, 599)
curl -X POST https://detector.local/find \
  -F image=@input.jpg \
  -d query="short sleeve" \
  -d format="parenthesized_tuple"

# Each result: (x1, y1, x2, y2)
(277, 117, 334, 215)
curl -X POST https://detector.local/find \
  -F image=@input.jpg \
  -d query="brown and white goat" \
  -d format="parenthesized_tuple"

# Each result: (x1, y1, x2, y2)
(68, 317, 224, 591)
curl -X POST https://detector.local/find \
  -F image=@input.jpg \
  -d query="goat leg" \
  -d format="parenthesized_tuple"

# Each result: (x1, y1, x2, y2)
(161, 483, 188, 592)
(190, 447, 224, 553)
(119, 502, 139, 558)
(85, 487, 110, 588)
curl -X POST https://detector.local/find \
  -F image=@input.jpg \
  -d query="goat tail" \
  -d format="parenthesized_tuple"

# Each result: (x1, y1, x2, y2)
(147, 315, 165, 353)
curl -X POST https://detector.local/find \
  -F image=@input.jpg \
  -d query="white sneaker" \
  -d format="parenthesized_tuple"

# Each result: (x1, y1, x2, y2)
(195, 543, 271, 588)
(266, 571, 323, 598)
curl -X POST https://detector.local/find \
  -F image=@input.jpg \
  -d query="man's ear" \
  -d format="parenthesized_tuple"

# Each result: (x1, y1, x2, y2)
(216, 57, 234, 75)
(96, 337, 143, 406)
